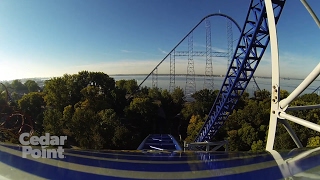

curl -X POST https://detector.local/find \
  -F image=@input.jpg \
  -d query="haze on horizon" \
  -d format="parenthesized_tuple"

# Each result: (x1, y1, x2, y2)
(0, 0, 319, 81)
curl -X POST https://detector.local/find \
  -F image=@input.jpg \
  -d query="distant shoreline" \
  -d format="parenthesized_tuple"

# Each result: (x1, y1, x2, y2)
(1, 74, 316, 82)
(109, 74, 308, 81)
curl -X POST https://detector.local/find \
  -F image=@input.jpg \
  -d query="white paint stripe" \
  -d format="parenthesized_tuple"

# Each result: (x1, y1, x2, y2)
(0, 143, 272, 164)
(63, 151, 270, 164)
(0, 161, 44, 180)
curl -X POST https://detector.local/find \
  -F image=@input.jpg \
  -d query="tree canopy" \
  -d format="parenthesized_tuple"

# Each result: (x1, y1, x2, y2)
(1, 72, 319, 152)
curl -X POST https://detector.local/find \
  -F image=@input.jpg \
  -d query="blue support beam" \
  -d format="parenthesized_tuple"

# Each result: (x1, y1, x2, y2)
(195, 0, 286, 142)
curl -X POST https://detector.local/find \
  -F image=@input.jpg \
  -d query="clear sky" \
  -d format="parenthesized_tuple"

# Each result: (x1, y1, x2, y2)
(0, 0, 319, 81)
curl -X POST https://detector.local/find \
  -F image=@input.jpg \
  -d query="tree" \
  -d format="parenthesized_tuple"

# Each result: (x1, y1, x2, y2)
(171, 87, 184, 105)
(190, 89, 218, 117)
(192, 89, 217, 103)
(307, 136, 320, 147)
(185, 115, 204, 142)
(238, 123, 259, 150)
(148, 87, 162, 100)
(227, 130, 240, 151)
(112, 125, 132, 149)
(99, 109, 136, 149)
(18, 92, 45, 134)
(11, 80, 27, 92)
(274, 123, 296, 150)
(116, 79, 138, 94)
(44, 71, 115, 111)
(299, 93, 320, 103)
(43, 76, 70, 111)
(70, 108, 103, 149)
(76, 86, 111, 112)
(43, 108, 64, 136)
(280, 90, 289, 100)
(125, 97, 158, 140)
(110, 87, 128, 115)
(24, 80, 40, 92)
(251, 140, 265, 152)
(254, 89, 270, 100)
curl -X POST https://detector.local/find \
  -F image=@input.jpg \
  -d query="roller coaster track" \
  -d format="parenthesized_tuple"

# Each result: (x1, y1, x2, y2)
(195, 0, 286, 142)
(0, 83, 13, 103)
(136, 13, 243, 91)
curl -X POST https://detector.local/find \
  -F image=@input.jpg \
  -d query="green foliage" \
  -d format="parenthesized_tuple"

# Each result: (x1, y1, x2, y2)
(43, 76, 70, 111)
(251, 140, 265, 152)
(110, 87, 128, 114)
(192, 89, 217, 102)
(227, 130, 240, 151)
(70, 108, 103, 149)
(171, 87, 184, 104)
(185, 115, 204, 143)
(112, 126, 131, 149)
(148, 88, 162, 100)
(254, 89, 270, 100)
(24, 80, 40, 92)
(181, 89, 217, 120)
(190, 89, 218, 117)
(116, 79, 138, 94)
(11, 79, 27, 92)
(274, 125, 296, 150)
(238, 123, 259, 150)
(307, 136, 320, 147)
(18, 92, 45, 134)
(43, 108, 64, 136)
(125, 97, 158, 138)
(44, 71, 115, 111)
(280, 90, 289, 100)
(3, 71, 320, 152)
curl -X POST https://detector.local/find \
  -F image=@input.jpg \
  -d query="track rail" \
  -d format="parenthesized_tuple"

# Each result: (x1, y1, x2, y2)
(136, 13, 241, 92)
(195, 0, 286, 142)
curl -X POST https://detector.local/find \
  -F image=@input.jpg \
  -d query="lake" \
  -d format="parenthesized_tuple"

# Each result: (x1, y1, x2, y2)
(111, 75, 320, 97)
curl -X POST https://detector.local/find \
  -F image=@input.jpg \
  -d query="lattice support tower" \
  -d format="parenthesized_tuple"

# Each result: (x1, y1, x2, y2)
(185, 33, 196, 100)
(152, 67, 158, 88)
(136, 13, 245, 96)
(204, 18, 214, 90)
(175, 51, 228, 57)
(169, 51, 175, 92)
(227, 19, 233, 70)
(195, 0, 286, 142)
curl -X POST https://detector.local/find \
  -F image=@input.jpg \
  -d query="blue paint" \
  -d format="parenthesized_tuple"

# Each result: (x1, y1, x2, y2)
(1, 143, 320, 179)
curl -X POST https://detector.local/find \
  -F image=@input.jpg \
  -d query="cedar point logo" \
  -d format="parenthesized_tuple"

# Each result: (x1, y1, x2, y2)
(19, 133, 67, 159)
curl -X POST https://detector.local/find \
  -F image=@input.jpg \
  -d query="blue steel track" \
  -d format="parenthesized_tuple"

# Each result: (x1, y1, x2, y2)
(195, 0, 286, 142)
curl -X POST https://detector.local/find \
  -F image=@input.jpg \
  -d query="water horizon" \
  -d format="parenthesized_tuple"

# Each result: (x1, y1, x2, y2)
(111, 75, 320, 97)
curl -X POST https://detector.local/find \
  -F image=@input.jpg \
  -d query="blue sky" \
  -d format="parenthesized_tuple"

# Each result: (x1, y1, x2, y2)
(0, 0, 319, 81)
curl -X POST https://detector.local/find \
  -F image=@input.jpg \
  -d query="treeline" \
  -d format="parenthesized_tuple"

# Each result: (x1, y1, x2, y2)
(1, 71, 319, 151)
(0, 79, 41, 101)
(1, 71, 184, 149)
(184, 89, 320, 151)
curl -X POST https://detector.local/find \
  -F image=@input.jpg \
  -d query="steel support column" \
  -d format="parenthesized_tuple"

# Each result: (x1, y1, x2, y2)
(185, 33, 196, 100)
(169, 51, 176, 92)
(204, 18, 214, 90)
(227, 19, 233, 70)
